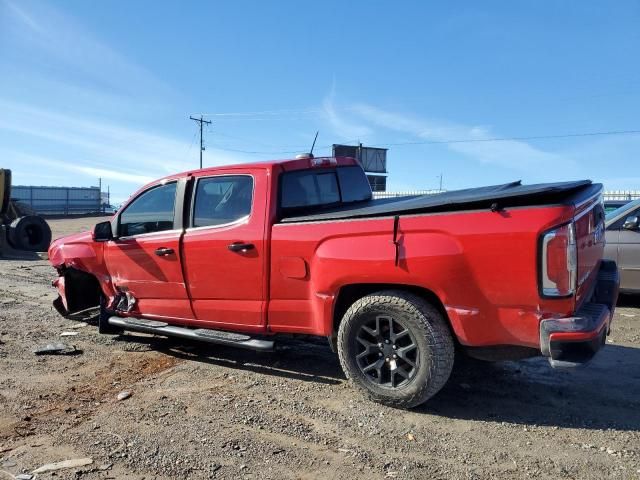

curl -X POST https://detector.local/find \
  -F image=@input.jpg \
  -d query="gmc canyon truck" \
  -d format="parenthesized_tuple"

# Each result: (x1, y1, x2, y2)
(49, 156, 619, 408)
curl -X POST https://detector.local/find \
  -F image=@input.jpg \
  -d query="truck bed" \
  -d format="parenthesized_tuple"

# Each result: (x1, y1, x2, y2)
(280, 180, 597, 223)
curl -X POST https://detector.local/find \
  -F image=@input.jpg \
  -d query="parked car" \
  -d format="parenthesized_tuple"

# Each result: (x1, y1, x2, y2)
(604, 198, 640, 293)
(604, 199, 631, 214)
(48, 156, 618, 408)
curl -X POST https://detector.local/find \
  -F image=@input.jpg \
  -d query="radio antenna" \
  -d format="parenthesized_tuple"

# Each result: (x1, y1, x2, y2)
(309, 131, 319, 157)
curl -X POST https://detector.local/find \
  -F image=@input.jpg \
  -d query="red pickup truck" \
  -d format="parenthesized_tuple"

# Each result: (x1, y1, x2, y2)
(48, 156, 619, 408)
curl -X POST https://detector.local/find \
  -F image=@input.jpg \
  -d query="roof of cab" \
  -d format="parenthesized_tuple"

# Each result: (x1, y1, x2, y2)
(163, 156, 359, 181)
(120, 157, 361, 210)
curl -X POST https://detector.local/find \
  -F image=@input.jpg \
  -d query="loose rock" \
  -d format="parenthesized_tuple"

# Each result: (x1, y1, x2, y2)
(117, 391, 132, 401)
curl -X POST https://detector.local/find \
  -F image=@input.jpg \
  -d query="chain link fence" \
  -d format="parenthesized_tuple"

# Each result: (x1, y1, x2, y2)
(374, 189, 640, 200)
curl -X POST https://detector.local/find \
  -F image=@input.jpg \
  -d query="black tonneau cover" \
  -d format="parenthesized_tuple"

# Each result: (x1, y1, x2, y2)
(280, 180, 596, 223)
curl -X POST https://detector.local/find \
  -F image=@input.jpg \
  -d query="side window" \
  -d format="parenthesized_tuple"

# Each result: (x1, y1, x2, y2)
(119, 182, 177, 236)
(609, 207, 640, 231)
(193, 176, 253, 228)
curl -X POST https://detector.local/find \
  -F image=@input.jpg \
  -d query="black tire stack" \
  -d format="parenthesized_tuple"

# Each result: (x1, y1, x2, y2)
(8, 215, 52, 252)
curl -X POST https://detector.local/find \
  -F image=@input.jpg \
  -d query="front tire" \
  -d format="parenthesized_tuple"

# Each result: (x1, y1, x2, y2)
(337, 290, 454, 409)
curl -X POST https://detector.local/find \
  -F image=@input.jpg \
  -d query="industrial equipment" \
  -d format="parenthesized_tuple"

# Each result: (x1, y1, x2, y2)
(0, 169, 52, 255)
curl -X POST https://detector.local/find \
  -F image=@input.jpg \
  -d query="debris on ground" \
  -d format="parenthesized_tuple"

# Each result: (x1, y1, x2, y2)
(59, 331, 79, 337)
(33, 342, 80, 355)
(116, 391, 132, 401)
(32, 458, 93, 474)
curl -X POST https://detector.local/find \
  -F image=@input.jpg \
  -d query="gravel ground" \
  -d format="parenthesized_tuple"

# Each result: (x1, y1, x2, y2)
(0, 217, 639, 479)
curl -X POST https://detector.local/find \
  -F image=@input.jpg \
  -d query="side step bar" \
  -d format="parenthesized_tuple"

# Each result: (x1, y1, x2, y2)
(107, 316, 275, 352)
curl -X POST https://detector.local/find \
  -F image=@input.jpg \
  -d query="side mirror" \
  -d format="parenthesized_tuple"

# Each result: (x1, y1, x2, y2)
(622, 215, 639, 230)
(93, 221, 114, 242)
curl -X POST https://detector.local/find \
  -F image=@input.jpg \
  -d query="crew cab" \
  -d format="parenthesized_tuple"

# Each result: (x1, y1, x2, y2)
(48, 156, 619, 408)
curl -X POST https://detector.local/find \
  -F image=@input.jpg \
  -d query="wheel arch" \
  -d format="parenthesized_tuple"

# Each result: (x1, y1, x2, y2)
(62, 267, 103, 314)
(332, 283, 456, 340)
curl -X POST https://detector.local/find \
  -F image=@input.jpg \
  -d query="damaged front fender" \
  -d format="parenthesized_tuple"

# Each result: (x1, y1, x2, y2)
(48, 231, 113, 315)
(49, 231, 101, 269)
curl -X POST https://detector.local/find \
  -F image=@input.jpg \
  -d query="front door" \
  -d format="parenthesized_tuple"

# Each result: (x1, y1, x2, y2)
(104, 179, 193, 320)
(618, 212, 640, 291)
(181, 171, 266, 332)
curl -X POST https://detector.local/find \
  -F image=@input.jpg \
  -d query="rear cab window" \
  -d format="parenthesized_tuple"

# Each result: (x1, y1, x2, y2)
(279, 165, 372, 216)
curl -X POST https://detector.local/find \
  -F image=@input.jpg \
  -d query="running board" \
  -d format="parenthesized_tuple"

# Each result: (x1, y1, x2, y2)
(107, 316, 275, 352)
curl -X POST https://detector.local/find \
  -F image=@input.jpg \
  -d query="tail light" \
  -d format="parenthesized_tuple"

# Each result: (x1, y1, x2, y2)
(539, 222, 577, 297)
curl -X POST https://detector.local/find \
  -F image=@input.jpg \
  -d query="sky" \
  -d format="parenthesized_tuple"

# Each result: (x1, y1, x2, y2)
(1, 1, 639, 204)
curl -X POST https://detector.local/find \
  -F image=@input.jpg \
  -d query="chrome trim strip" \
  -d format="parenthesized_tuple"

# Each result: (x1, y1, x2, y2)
(117, 229, 183, 241)
(185, 215, 250, 233)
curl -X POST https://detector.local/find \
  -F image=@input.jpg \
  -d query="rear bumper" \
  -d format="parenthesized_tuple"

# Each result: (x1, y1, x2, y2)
(540, 260, 619, 368)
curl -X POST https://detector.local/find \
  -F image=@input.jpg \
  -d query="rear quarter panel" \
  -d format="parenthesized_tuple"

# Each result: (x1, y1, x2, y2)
(269, 205, 576, 347)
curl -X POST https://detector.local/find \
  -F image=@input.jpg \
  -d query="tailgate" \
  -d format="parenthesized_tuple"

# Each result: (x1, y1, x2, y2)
(574, 193, 606, 307)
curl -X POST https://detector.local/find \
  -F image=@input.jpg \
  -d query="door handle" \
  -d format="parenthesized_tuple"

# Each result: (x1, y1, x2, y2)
(155, 247, 174, 256)
(228, 242, 255, 253)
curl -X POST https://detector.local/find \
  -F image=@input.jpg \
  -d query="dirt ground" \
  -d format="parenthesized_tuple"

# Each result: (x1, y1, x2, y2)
(0, 216, 639, 479)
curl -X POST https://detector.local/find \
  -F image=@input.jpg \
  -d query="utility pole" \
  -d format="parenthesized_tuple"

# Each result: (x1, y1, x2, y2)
(437, 173, 443, 191)
(190, 115, 212, 169)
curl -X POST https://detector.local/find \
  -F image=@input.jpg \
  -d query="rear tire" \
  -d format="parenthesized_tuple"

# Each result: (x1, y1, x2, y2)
(337, 290, 454, 409)
(98, 295, 123, 335)
(9, 216, 52, 251)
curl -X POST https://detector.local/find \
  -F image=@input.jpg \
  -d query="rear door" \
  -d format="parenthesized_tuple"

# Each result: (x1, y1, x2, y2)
(181, 170, 268, 331)
(104, 179, 193, 320)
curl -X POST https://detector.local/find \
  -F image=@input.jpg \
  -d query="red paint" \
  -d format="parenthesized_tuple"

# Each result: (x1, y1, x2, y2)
(181, 167, 268, 330)
(549, 329, 604, 343)
(48, 156, 606, 353)
(105, 230, 192, 319)
(278, 257, 308, 279)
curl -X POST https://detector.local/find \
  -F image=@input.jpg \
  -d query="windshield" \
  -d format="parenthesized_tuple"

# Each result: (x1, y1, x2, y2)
(606, 198, 640, 221)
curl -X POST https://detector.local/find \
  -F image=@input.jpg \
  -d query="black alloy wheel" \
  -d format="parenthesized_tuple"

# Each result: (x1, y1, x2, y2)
(355, 314, 419, 388)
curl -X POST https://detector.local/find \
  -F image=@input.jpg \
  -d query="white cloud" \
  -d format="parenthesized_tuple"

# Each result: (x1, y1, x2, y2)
(4, 0, 42, 32)
(0, 101, 256, 203)
(321, 84, 373, 141)
(2, 0, 173, 101)
(74, 166, 156, 186)
(1, 151, 154, 185)
(349, 103, 573, 170)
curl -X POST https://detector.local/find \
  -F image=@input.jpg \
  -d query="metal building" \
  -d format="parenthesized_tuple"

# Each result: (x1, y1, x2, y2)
(333, 144, 388, 192)
(11, 185, 102, 216)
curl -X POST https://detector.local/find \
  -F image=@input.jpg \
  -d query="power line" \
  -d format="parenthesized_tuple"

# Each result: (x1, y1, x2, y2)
(196, 108, 320, 117)
(208, 128, 640, 156)
(186, 130, 198, 153)
(189, 115, 212, 169)
(372, 129, 640, 148)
